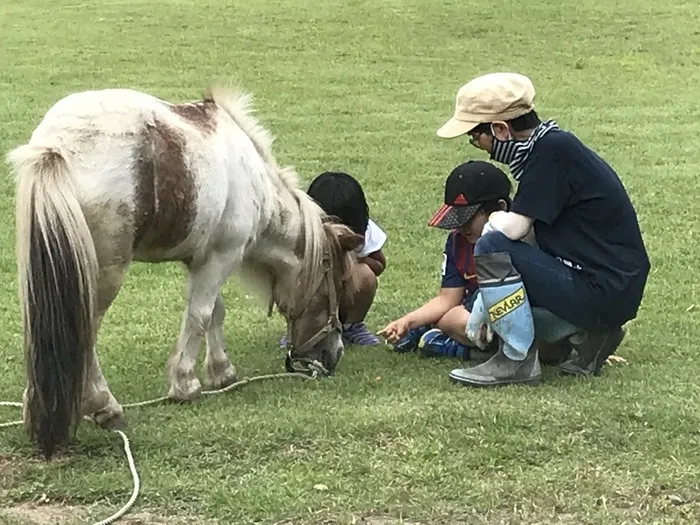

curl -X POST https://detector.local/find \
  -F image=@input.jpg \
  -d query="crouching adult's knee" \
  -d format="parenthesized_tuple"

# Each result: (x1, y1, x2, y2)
(474, 231, 515, 256)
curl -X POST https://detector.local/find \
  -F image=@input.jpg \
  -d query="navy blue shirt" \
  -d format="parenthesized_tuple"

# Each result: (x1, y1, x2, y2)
(511, 130, 650, 325)
(441, 231, 479, 310)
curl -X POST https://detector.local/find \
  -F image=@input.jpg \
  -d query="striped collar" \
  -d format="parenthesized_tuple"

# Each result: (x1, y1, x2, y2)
(492, 119, 560, 181)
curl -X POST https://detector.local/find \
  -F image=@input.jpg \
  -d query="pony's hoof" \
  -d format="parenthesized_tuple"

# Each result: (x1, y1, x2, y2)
(99, 414, 128, 431)
(167, 376, 202, 402)
(203, 362, 237, 391)
(90, 401, 126, 431)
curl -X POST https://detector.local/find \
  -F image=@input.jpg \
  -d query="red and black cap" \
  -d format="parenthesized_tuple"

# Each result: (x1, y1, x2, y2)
(428, 160, 511, 229)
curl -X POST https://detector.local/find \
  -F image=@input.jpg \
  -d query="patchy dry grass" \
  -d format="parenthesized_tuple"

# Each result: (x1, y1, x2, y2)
(0, 503, 220, 525)
(0, 502, 84, 525)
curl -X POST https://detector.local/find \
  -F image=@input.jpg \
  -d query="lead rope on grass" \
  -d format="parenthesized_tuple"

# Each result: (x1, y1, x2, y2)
(93, 429, 140, 525)
(121, 368, 323, 409)
(0, 401, 23, 428)
(0, 408, 140, 525)
(0, 365, 323, 524)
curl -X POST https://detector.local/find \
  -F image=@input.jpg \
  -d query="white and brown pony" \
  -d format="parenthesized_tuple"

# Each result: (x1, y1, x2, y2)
(6, 86, 363, 459)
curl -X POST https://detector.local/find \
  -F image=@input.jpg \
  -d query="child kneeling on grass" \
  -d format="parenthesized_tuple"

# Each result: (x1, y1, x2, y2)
(379, 160, 510, 359)
(281, 171, 387, 347)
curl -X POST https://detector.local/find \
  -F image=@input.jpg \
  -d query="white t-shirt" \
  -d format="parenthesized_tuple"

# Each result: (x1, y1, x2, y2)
(357, 219, 387, 258)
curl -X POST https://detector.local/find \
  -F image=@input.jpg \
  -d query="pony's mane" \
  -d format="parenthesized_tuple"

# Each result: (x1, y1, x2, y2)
(207, 85, 328, 312)
(206, 86, 301, 192)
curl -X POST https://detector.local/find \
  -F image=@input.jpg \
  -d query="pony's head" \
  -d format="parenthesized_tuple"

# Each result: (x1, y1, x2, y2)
(204, 86, 365, 375)
(278, 219, 363, 376)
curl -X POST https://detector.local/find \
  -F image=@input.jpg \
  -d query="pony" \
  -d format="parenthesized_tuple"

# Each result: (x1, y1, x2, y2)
(6, 86, 364, 460)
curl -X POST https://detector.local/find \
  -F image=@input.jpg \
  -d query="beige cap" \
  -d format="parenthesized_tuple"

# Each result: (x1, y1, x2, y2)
(436, 72, 536, 139)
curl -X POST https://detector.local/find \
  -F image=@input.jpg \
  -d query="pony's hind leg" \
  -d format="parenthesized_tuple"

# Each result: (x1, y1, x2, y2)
(84, 351, 125, 430)
(168, 251, 241, 401)
(202, 293, 237, 390)
(81, 263, 128, 429)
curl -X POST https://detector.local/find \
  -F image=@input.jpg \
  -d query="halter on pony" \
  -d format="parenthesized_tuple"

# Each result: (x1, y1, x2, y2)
(268, 252, 342, 376)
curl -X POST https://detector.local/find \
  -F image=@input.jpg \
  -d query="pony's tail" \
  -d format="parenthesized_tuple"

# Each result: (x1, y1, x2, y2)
(7, 144, 98, 460)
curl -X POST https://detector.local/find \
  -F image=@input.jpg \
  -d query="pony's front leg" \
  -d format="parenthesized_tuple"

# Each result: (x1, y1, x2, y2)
(167, 253, 239, 401)
(203, 293, 237, 390)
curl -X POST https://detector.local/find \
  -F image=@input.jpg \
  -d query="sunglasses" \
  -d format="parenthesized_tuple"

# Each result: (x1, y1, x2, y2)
(468, 123, 493, 145)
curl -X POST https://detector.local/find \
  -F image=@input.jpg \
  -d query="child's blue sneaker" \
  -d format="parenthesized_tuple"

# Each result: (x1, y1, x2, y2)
(418, 328, 470, 360)
(392, 325, 431, 353)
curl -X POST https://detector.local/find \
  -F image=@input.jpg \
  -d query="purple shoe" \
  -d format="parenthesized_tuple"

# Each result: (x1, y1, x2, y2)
(343, 322, 380, 346)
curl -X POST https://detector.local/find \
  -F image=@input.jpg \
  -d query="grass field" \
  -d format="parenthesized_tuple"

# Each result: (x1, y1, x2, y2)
(2, 0, 700, 524)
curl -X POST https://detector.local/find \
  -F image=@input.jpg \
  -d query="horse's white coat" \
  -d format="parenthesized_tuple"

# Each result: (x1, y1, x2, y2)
(9, 86, 357, 432)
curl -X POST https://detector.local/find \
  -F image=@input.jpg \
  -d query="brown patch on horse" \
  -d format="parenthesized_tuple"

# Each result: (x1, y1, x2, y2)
(132, 120, 196, 256)
(168, 99, 218, 135)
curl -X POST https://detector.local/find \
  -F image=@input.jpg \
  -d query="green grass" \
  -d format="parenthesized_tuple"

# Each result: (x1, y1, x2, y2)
(1, 0, 700, 523)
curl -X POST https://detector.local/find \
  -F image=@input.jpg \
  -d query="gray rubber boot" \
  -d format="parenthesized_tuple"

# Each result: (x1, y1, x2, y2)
(449, 339, 542, 387)
(532, 307, 581, 343)
(560, 326, 626, 376)
(449, 252, 542, 388)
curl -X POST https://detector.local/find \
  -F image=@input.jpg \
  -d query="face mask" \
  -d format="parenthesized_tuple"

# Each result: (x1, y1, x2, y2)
(488, 119, 561, 180)
(489, 136, 522, 165)
(489, 125, 525, 165)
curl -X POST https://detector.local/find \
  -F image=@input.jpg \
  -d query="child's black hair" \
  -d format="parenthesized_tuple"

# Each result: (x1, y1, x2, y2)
(307, 171, 369, 235)
(479, 196, 513, 216)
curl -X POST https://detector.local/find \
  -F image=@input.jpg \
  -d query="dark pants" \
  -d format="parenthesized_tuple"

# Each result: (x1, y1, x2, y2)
(474, 232, 607, 331)
(462, 290, 478, 313)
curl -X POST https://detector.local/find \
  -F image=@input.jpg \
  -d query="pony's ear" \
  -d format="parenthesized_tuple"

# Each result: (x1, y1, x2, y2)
(337, 228, 365, 252)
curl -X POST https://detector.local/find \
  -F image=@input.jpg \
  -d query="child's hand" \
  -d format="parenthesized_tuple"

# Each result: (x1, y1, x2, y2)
(378, 318, 410, 343)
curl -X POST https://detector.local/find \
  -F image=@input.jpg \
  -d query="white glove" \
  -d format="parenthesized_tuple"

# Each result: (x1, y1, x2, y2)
(466, 292, 494, 350)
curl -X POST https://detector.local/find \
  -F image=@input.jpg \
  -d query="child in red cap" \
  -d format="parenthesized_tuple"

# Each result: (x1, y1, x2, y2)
(379, 160, 511, 358)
